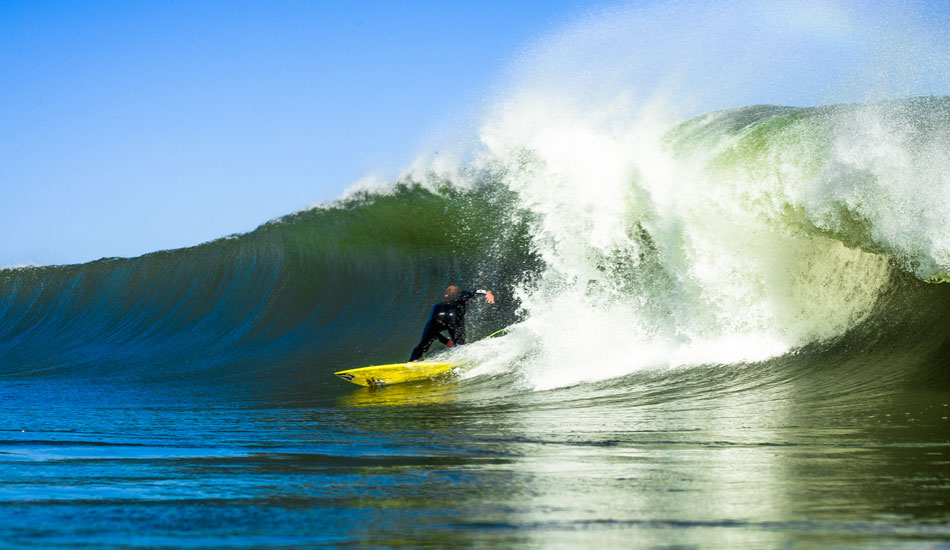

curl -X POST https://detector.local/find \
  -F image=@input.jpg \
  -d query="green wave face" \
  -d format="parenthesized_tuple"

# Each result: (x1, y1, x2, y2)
(667, 97, 950, 282)
(0, 184, 538, 384)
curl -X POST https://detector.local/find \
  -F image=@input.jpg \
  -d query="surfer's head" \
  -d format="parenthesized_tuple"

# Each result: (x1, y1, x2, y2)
(444, 285, 460, 297)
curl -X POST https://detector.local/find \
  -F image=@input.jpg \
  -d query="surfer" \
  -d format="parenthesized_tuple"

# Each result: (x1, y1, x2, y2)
(408, 286, 496, 361)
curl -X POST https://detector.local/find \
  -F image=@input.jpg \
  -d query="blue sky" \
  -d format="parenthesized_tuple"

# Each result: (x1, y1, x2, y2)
(0, 1, 591, 266)
(2, 0, 948, 267)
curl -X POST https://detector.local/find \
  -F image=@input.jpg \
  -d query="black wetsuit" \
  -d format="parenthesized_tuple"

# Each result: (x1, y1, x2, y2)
(409, 290, 486, 362)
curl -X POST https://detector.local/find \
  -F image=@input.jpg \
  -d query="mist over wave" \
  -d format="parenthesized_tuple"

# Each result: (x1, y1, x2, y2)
(414, 0, 950, 389)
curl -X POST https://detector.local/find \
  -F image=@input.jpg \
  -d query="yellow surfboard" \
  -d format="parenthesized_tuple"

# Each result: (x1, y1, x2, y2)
(334, 361, 458, 387)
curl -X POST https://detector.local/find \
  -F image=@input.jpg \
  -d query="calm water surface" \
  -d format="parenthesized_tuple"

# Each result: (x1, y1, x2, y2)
(1, 362, 948, 550)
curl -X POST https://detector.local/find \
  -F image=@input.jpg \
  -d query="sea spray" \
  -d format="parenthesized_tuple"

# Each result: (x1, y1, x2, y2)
(439, 0, 950, 390)
(468, 99, 900, 390)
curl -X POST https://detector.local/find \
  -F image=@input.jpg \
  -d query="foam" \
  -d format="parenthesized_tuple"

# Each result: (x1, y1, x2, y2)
(446, 0, 950, 390)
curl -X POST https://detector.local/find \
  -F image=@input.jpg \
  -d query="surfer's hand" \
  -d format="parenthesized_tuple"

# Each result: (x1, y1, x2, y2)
(485, 291, 496, 304)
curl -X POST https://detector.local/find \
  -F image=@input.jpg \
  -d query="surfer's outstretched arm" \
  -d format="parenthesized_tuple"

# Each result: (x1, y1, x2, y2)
(465, 289, 496, 304)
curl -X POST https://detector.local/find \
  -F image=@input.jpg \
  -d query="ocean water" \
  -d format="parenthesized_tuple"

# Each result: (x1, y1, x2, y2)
(3, 1, 950, 548)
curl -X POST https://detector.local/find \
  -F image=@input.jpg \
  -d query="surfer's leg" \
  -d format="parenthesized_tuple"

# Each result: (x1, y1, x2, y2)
(409, 321, 442, 361)
(409, 335, 434, 361)
(409, 340, 431, 362)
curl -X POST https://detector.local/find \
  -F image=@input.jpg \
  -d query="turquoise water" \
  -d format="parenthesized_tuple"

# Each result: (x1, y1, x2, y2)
(2, 353, 948, 549)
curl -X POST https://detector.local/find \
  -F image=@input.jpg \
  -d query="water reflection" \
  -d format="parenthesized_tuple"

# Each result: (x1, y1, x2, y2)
(323, 360, 950, 548)
(337, 379, 460, 408)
